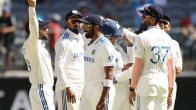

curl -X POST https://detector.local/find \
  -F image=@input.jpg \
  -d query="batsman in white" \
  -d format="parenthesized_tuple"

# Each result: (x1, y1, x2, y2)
(22, 0, 55, 109)
(129, 5, 176, 110)
(101, 19, 136, 110)
(79, 14, 116, 110)
(55, 10, 84, 110)
(159, 15, 183, 110)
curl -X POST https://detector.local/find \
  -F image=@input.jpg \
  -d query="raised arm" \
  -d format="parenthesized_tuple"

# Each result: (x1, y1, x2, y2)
(28, 0, 39, 40)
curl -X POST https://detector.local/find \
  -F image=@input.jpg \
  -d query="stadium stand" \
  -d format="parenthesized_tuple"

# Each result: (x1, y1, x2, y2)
(0, 0, 195, 71)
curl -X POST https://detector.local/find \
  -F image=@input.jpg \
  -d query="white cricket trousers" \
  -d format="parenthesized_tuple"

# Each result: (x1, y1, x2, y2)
(168, 82, 177, 110)
(56, 85, 83, 110)
(29, 84, 55, 110)
(135, 95, 167, 110)
(79, 82, 115, 110)
(113, 81, 134, 110)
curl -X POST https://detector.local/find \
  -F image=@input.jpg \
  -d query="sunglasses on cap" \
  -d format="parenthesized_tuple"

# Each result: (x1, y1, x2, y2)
(68, 19, 80, 25)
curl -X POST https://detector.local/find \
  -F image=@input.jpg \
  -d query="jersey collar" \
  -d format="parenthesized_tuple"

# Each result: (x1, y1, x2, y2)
(89, 34, 104, 45)
(38, 40, 46, 47)
(148, 24, 160, 30)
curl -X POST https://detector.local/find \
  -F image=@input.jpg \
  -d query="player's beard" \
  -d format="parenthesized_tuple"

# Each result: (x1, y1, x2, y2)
(39, 31, 48, 40)
(70, 25, 80, 34)
(85, 26, 95, 39)
(39, 35, 48, 40)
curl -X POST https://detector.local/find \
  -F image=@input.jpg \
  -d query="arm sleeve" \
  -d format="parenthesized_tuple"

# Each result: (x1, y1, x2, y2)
(135, 35, 145, 58)
(173, 41, 183, 69)
(115, 68, 132, 82)
(127, 46, 135, 63)
(28, 7, 39, 44)
(168, 40, 177, 60)
(123, 28, 137, 43)
(101, 46, 116, 67)
(55, 41, 70, 88)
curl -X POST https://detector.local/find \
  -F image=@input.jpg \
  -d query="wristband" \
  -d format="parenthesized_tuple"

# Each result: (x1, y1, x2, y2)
(103, 79, 113, 87)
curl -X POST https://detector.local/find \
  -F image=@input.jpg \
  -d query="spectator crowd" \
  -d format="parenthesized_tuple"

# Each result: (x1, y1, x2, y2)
(0, 0, 196, 73)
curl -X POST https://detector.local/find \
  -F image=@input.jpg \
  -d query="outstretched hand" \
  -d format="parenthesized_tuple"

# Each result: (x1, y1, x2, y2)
(28, 0, 36, 7)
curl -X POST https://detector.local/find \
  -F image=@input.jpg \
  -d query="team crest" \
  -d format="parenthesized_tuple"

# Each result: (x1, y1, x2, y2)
(108, 55, 114, 61)
(92, 50, 96, 55)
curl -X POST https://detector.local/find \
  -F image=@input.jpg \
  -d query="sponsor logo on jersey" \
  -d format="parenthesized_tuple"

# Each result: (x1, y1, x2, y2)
(84, 56, 95, 63)
(73, 52, 84, 60)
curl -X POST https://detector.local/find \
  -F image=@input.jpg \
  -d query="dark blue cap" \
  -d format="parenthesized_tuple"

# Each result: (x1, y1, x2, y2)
(38, 18, 48, 29)
(161, 15, 170, 23)
(65, 10, 83, 21)
(139, 5, 163, 21)
(79, 14, 105, 26)
(101, 19, 123, 38)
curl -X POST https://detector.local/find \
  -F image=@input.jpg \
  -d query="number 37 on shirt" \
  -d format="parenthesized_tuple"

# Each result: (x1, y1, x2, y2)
(150, 46, 170, 64)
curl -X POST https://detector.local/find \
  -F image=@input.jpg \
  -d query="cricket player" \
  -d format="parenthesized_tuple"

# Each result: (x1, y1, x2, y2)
(101, 19, 136, 110)
(159, 15, 183, 110)
(55, 10, 84, 110)
(22, 0, 55, 109)
(129, 5, 176, 110)
(78, 14, 116, 110)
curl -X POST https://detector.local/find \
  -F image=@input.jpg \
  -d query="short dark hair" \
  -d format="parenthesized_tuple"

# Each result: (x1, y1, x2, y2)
(25, 21, 30, 36)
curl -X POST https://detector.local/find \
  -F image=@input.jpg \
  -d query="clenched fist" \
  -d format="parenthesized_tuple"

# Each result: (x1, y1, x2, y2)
(28, 0, 36, 7)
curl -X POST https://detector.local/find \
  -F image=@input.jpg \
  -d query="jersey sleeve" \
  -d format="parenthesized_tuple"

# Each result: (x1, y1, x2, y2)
(135, 35, 145, 58)
(115, 68, 131, 82)
(168, 40, 176, 60)
(173, 40, 183, 69)
(127, 46, 135, 63)
(101, 45, 116, 67)
(22, 7, 39, 67)
(28, 7, 39, 45)
(123, 28, 137, 43)
(55, 41, 71, 88)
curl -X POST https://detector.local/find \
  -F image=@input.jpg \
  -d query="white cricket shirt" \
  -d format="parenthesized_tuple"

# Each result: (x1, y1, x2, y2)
(135, 25, 175, 97)
(55, 29, 84, 92)
(172, 40, 182, 69)
(22, 7, 54, 86)
(84, 35, 116, 84)
(113, 45, 124, 77)
(114, 44, 133, 82)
